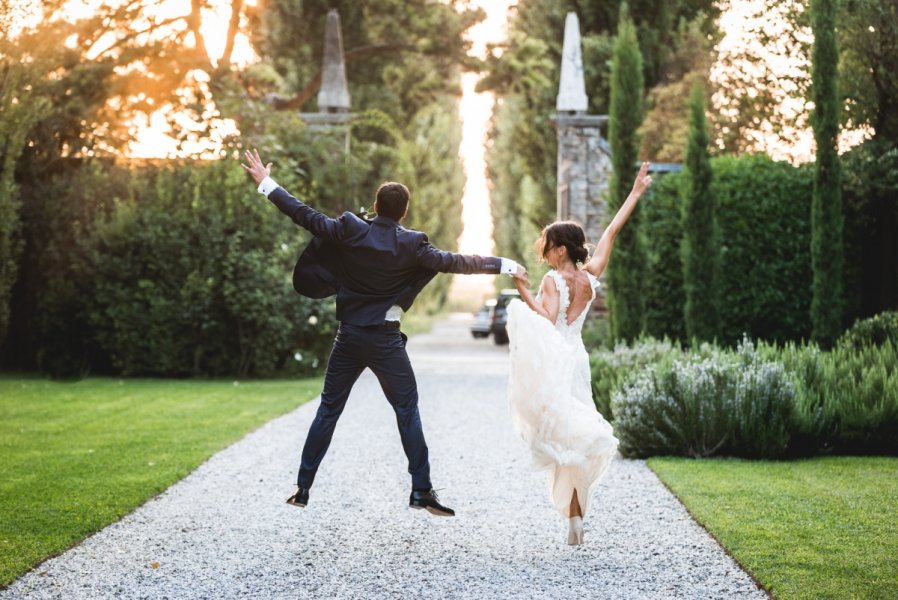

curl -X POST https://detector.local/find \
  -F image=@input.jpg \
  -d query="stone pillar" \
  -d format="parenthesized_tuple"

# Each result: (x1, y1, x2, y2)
(554, 115, 611, 237)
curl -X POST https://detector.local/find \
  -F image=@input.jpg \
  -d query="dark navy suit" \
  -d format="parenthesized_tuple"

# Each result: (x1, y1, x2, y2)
(267, 186, 502, 490)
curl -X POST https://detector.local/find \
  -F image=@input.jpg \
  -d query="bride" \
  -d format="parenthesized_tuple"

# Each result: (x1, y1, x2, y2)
(507, 162, 653, 545)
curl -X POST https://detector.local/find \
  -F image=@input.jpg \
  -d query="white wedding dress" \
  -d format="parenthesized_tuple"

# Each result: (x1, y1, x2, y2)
(506, 270, 618, 518)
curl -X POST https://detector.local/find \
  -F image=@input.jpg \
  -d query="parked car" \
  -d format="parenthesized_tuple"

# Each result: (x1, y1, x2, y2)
(490, 289, 520, 345)
(470, 299, 496, 339)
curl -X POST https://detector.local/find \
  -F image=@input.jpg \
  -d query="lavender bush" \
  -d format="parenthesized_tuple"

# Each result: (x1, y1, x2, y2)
(611, 338, 794, 458)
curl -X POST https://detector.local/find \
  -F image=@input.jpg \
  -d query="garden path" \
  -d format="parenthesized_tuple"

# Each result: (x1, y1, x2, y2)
(3, 315, 767, 599)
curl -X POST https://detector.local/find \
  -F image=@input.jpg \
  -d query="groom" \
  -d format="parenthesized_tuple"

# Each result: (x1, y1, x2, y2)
(242, 149, 525, 516)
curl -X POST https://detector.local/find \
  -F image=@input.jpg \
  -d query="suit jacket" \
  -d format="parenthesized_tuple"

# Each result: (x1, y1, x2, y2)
(268, 186, 502, 326)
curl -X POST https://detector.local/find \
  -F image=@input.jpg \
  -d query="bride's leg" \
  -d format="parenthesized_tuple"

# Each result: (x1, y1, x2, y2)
(567, 489, 584, 545)
(569, 489, 583, 517)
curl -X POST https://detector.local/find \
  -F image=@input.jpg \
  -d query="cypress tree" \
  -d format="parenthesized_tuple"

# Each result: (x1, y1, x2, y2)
(681, 83, 718, 341)
(810, 0, 844, 346)
(607, 6, 645, 342)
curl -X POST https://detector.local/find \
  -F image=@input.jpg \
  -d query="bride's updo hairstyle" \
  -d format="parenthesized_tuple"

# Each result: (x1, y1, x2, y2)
(536, 221, 590, 265)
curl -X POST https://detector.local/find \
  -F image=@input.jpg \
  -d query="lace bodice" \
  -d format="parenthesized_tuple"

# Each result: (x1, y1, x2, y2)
(536, 270, 600, 343)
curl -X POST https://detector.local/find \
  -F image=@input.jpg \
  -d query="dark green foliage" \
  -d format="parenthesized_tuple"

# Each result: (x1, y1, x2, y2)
(0, 37, 50, 345)
(6, 161, 337, 377)
(681, 83, 718, 341)
(838, 311, 898, 349)
(0, 154, 23, 346)
(89, 162, 338, 377)
(767, 338, 898, 456)
(7, 161, 124, 376)
(810, 0, 845, 346)
(712, 155, 815, 344)
(640, 172, 686, 340)
(841, 139, 898, 319)
(835, 0, 898, 144)
(606, 9, 646, 342)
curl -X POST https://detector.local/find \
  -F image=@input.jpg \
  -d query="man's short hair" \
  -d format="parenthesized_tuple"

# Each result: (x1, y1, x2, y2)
(375, 182, 410, 220)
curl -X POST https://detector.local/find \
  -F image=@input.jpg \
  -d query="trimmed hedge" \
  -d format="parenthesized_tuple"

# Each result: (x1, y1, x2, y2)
(713, 155, 815, 344)
(841, 140, 898, 320)
(639, 172, 686, 341)
(638, 154, 815, 345)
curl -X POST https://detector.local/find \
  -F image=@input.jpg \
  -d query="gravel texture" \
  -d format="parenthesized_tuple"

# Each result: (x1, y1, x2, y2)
(4, 315, 768, 599)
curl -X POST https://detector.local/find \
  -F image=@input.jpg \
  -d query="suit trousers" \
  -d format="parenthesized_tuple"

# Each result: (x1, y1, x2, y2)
(297, 322, 432, 491)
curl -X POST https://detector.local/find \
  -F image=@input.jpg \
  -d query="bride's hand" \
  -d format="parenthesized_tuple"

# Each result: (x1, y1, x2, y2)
(630, 162, 653, 198)
(513, 265, 530, 288)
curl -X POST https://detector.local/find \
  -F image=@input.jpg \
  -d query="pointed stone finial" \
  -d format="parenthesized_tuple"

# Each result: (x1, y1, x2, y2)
(556, 12, 589, 112)
(317, 9, 350, 112)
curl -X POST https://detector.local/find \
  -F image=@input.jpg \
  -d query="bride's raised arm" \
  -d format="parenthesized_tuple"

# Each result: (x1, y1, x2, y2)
(513, 273, 560, 323)
(584, 162, 653, 278)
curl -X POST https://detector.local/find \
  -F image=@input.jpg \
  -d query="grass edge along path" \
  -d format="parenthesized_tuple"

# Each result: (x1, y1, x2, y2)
(0, 376, 322, 588)
(648, 456, 898, 600)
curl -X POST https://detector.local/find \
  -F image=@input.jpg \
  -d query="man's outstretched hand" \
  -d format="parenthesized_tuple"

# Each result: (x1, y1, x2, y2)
(241, 148, 272, 185)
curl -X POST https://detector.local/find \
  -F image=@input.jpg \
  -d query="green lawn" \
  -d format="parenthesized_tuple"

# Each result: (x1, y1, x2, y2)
(0, 376, 321, 587)
(649, 456, 898, 600)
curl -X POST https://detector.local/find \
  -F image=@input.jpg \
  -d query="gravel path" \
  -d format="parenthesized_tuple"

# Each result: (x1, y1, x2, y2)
(4, 315, 767, 599)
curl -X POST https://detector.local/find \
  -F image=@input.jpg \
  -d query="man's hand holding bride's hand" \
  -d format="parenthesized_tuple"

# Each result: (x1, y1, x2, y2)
(630, 162, 653, 198)
(241, 148, 273, 185)
(513, 265, 530, 288)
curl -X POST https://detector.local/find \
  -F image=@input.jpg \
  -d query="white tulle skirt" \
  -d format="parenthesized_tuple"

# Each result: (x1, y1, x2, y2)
(506, 300, 618, 517)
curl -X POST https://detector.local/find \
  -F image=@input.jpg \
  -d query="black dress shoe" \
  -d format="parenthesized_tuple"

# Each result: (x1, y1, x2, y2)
(286, 487, 309, 507)
(409, 488, 455, 517)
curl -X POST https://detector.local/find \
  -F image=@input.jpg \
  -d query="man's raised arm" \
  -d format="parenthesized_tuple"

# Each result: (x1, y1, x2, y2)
(241, 148, 345, 241)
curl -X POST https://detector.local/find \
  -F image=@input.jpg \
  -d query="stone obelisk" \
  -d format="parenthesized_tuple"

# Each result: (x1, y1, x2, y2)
(300, 9, 353, 150)
(551, 12, 612, 239)
(317, 9, 350, 113)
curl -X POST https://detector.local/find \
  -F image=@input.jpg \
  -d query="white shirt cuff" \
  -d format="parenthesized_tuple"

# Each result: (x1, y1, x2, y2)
(499, 258, 519, 275)
(257, 176, 279, 197)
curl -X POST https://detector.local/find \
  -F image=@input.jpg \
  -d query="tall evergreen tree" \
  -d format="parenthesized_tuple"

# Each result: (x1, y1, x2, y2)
(681, 83, 718, 341)
(607, 7, 645, 342)
(810, 0, 844, 345)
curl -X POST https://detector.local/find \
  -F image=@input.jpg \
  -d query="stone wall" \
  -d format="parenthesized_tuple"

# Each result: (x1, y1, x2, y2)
(554, 114, 612, 242)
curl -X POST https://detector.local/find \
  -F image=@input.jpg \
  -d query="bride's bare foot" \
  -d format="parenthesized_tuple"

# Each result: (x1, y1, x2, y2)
(567, 516, 584, 545)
